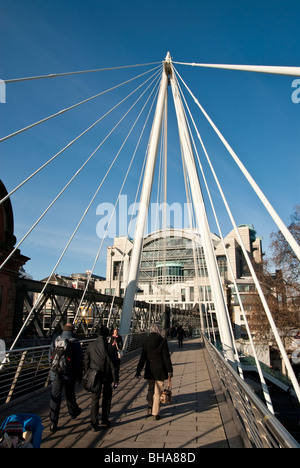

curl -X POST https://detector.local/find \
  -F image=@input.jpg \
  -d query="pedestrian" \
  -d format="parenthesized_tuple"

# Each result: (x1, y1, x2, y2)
(49, 323, 83, 433)
(176, 325, 186, 348)
(135, 324, 173, 421)
(84, 325, 119, 431)
(109, 327, 123, 371)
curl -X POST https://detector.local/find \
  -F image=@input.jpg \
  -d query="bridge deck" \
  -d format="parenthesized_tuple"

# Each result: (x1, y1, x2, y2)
(0, 338, 243, 449)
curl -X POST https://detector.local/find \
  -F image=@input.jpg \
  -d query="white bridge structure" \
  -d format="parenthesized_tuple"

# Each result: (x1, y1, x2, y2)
(1, 52, 300, 446)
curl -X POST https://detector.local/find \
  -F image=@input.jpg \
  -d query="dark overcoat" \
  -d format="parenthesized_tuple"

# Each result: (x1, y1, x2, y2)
(136, 332, 173, 381)
(84, 336, 118, 388)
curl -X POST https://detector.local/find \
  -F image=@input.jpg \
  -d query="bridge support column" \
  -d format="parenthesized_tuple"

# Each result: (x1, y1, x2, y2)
(119, 53, 170, 336)
(169, 64, 236, 366)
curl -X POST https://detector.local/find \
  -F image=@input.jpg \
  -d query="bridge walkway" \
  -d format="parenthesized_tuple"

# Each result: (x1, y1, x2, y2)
(0, 338, 243, 449)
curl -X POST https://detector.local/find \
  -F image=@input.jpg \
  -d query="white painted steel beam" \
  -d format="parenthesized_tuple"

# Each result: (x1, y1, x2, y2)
(169, 63, 236, 366)
(173, 62, 300, 77)
(119, 53, 170, 336)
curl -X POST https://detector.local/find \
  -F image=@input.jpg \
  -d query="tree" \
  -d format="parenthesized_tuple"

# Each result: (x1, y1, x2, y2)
(270, 205, 300, 297)
(245, 206, 299, 350)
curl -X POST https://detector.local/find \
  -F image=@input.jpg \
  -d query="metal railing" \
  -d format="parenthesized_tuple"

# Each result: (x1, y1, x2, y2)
(2, 332, 299, 448)
(0, 333, 147, 406)
(204, 336, 300, 448)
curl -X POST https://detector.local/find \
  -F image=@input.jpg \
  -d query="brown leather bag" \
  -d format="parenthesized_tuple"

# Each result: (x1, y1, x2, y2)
(160, 376, 172, 404)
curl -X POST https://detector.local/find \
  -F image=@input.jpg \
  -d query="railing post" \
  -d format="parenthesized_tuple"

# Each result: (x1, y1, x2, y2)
(6, 350, 28, 403)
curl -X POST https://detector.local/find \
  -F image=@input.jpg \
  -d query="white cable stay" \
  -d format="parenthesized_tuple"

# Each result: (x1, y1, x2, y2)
(175, 70, 300, 263)
(185, 151, 245, 380)
(176, 70, 274, 413)
(137, 120, 165, 287)
(168, 58, 236, 365)
(174, 67, 300, 405)
(2, 70, 161, 278)
(4, 61, 162, 83)
(180, 140, 213, 339)
(106, 86, 161, 328)
(147, 114, 168, 301)
(173, 61, 300, 77)
(73, 82, 161, 325)
(177, 74, 246, 381)
(105, 103, 165, 313)
(0, 65, 162, 143)
(10, 73, 161, 351)
(0, 66, 162, 206)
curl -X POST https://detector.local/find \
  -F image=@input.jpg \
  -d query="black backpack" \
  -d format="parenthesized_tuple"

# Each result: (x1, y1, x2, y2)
(50, 336, 75, 381)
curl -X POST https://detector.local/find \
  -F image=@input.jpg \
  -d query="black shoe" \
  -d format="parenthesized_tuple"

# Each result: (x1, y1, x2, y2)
(71, 408, 82, 420)
(90, 422, 99, 432)
(50, 424, 57, 433)
(153, 415, 161, 421)
(101, 420, 111, 427)
(146, 407, 152, 417)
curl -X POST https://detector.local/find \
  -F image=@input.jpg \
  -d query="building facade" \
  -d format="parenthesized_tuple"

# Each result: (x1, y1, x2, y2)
(0, 180, 29, 341)
(95, 225, 263, 335)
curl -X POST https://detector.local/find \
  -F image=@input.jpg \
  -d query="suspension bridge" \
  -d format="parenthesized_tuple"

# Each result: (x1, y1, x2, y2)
(0, 52, 300, 449)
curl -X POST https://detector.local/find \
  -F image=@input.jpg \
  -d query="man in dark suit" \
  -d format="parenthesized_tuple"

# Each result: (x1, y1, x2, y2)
(84, 325, 119, 431)
(136, 324, 173, 421)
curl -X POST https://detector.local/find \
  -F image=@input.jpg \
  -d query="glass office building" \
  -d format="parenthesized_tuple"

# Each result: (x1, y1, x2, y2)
(95, 225, 263, 317)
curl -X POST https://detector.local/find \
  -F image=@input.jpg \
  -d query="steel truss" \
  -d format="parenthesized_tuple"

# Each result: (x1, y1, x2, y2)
(14, 278, 150, 342)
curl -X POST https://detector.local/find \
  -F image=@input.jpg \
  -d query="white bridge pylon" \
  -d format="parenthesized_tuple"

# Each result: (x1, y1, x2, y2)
(119, 52, 236, 365)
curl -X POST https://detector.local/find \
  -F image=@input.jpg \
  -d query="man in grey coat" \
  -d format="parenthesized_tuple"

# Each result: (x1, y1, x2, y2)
(136, 324, 173, 420)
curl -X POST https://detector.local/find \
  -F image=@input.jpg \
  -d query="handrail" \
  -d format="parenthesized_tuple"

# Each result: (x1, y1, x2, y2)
(204, 336, 300, 448)
(0, 332, 147, 405)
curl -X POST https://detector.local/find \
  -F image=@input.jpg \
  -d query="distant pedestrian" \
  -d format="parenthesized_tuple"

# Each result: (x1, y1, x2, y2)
(84, 325, 119, 431)
(49, 323, 83, 433)
(135, 324, 173, 421)
(176, 325, 186, 348)
(109, 327, 123, 371)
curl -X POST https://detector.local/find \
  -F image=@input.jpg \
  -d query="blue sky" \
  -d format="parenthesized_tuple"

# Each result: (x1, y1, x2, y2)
(0, 0, 299, 280)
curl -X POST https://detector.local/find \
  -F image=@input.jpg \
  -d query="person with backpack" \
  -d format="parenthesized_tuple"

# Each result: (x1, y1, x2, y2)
(84, 325, 119, 431)
(49, 323, 83, 433)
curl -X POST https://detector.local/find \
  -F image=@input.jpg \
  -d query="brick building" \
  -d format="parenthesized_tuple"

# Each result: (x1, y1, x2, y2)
(0, 180, 29, 341)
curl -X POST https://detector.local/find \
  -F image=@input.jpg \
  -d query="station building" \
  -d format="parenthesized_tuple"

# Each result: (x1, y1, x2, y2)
(95, 224, 263, 337)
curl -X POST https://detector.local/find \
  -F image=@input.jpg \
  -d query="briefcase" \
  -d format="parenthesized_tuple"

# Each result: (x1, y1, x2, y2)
(84, 368, 98, 392)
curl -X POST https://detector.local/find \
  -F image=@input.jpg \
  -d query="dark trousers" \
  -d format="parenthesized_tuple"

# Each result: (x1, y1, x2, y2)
(50, 377, 80, 426)
(90, 378, 112, 426)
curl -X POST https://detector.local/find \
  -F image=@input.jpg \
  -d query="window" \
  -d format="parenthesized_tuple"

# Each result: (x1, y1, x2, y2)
(181, 289, 186, 302)
(113, 261, 123, 281)
(155, 262, 184, 284)
(217, 256, 227, 278)
(140, 235, 206, 283)
(199, 286, 212, 301)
